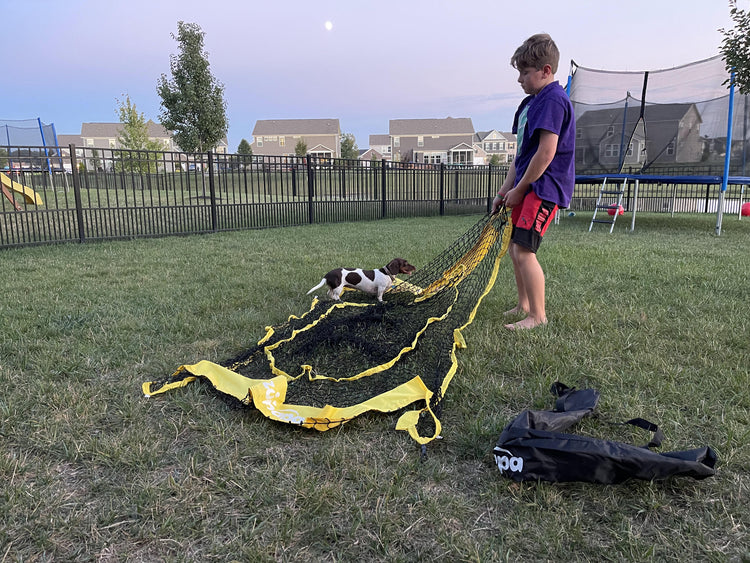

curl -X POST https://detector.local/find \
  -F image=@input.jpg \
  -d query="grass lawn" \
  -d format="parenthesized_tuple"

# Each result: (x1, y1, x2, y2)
(1, 212, 748, 561)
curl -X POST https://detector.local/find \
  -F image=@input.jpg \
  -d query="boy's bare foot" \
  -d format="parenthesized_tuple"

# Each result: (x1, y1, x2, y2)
(503, 306, 528, 316)
(504, 317, 547, 330)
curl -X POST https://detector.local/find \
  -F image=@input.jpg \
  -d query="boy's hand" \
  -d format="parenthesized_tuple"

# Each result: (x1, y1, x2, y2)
(503, 185, 527, 208)
(491, 194, 505, 214)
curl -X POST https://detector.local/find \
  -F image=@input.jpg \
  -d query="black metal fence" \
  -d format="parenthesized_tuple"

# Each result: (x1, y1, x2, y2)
(0, 146, 505, 248)
(1, 145, 748, 249)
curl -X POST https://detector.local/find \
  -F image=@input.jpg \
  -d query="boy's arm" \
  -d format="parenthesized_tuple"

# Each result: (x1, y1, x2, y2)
(503, 130, 558, 208)
(492, 165, 517, 213)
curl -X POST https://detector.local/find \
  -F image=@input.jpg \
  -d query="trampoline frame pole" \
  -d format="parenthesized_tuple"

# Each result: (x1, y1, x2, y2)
(716, 71, 735, 236)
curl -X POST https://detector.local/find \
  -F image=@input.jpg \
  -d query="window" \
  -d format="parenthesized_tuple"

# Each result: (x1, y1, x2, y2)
(418, 136, 424, 147)
(576, 129, 582, 139)
(666, 140, 676, 155)
(498, 142, 505, 150)
(109, 139, 116, 148)
(606, 125, 615, 137)
(604, 144, 620, 157)
(393, 137, 400, 148)
(86, 138, 94, 147)
(257, 138, 263, 147)
(279, 136, 285, 147)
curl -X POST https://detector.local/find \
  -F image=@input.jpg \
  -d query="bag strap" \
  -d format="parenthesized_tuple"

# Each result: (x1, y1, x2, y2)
(550, 383, 663, 448)
(551, 381, 574, 412)
(623, 417, 664, 449)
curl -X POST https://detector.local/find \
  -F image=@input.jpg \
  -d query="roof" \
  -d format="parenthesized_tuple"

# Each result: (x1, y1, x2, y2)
(56, 134, 82, 146)
(253, 118, 340, 136)
(448, 142, 474, 151)
(475, 130, 517, 143)
(308, 144, 335, 153)
(359, 148, 384, 160)
(389, 117, 474, 136)
(369, 134, 390, 145)
(576, 103, 700, 128)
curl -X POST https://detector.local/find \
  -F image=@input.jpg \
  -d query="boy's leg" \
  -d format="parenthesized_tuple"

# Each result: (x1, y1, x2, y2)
(504, 245, 547, 330)
(504, 191, 557, 329)
(504, 242, 529, 316)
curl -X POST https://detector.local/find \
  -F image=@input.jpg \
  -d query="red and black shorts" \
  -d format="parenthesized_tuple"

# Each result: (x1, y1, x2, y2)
(510, 191, 558, 253)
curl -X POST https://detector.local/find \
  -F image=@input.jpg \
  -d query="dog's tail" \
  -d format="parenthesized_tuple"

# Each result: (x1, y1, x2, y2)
(307, 278, 326, 295)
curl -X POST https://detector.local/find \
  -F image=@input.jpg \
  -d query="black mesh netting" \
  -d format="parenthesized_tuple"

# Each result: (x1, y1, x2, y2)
(569, 56, 750, 175)
(144, 211, 511, 442)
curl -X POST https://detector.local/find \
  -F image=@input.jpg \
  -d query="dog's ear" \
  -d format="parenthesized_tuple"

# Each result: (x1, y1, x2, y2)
(391, 258, 416, 274)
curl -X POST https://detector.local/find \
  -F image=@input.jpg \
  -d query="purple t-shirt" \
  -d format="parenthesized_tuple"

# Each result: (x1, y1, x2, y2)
(512, 81, 576, 208)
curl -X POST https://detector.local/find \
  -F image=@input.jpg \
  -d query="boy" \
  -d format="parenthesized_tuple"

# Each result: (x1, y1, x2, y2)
(492, 33, 575, 330)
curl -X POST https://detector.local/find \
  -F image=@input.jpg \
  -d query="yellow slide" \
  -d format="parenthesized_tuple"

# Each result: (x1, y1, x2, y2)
(1, 172, 43, 206)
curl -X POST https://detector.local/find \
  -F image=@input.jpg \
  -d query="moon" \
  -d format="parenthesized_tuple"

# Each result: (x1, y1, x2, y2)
(324, 21, 333, 31)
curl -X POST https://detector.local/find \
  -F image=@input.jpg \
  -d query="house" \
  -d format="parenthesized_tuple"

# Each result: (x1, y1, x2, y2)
(389, 117, 475, 165)
(574, 103, 703, 170)
(251, 118, 341, 158)
(55, 134, 83, 172)
(357, 147, 385, 166)
(474, 130, 517, 164)
(80, 121, 178, 151)
(367, 134, 392, 161)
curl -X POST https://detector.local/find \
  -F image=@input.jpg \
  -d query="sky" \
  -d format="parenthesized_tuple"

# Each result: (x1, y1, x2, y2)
(2, 0, 739, 152)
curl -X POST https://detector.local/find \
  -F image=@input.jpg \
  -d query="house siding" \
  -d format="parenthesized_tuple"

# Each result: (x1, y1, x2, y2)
(251, 119, 341, 157)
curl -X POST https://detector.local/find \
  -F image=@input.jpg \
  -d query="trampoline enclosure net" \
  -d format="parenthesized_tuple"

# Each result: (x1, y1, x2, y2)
(570, 56, 750, 175)
(1, 119, 57, 147)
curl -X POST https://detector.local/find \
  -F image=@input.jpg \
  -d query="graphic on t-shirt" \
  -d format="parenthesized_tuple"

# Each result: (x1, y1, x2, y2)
(516, 105, 529, 154)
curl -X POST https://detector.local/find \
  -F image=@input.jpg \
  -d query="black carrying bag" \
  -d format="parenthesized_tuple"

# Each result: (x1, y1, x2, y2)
(493, 383, 717, 484)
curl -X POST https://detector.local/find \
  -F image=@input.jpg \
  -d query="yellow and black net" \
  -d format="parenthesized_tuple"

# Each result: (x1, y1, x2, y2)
(143, 211, 511, 445)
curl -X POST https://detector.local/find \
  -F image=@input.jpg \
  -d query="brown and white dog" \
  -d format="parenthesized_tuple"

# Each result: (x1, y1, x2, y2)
(307, 258, 416, 302)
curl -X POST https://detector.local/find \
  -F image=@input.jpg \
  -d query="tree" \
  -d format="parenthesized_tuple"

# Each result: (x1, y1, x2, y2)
(720, 2, 750, 93)
(236, 138, 252, 170)
(488, 154, 502, 166)
(237, 139, 252, 155)
(295, 138, 307, 156)
(340, 133, 358, 159)
(90, 149, 102, 172)
(157, 21, 228, 153)
(116, 95, 164, 173)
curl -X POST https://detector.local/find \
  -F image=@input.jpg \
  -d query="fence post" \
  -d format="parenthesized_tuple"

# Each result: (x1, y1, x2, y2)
(704, 183, 711, 214)
(439, 162, 446, 215)
(69, 144, 86, 243)
(291, 158, 297, 198)
(454, 167, 460, 201)
(306, 154, 315, 224)
(207, 151, 218, 231)
(381, 159, 387, 218)
(486, 164, 494, 214)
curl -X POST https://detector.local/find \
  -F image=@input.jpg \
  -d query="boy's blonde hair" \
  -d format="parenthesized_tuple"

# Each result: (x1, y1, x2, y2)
(511, 33, 560, 74)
